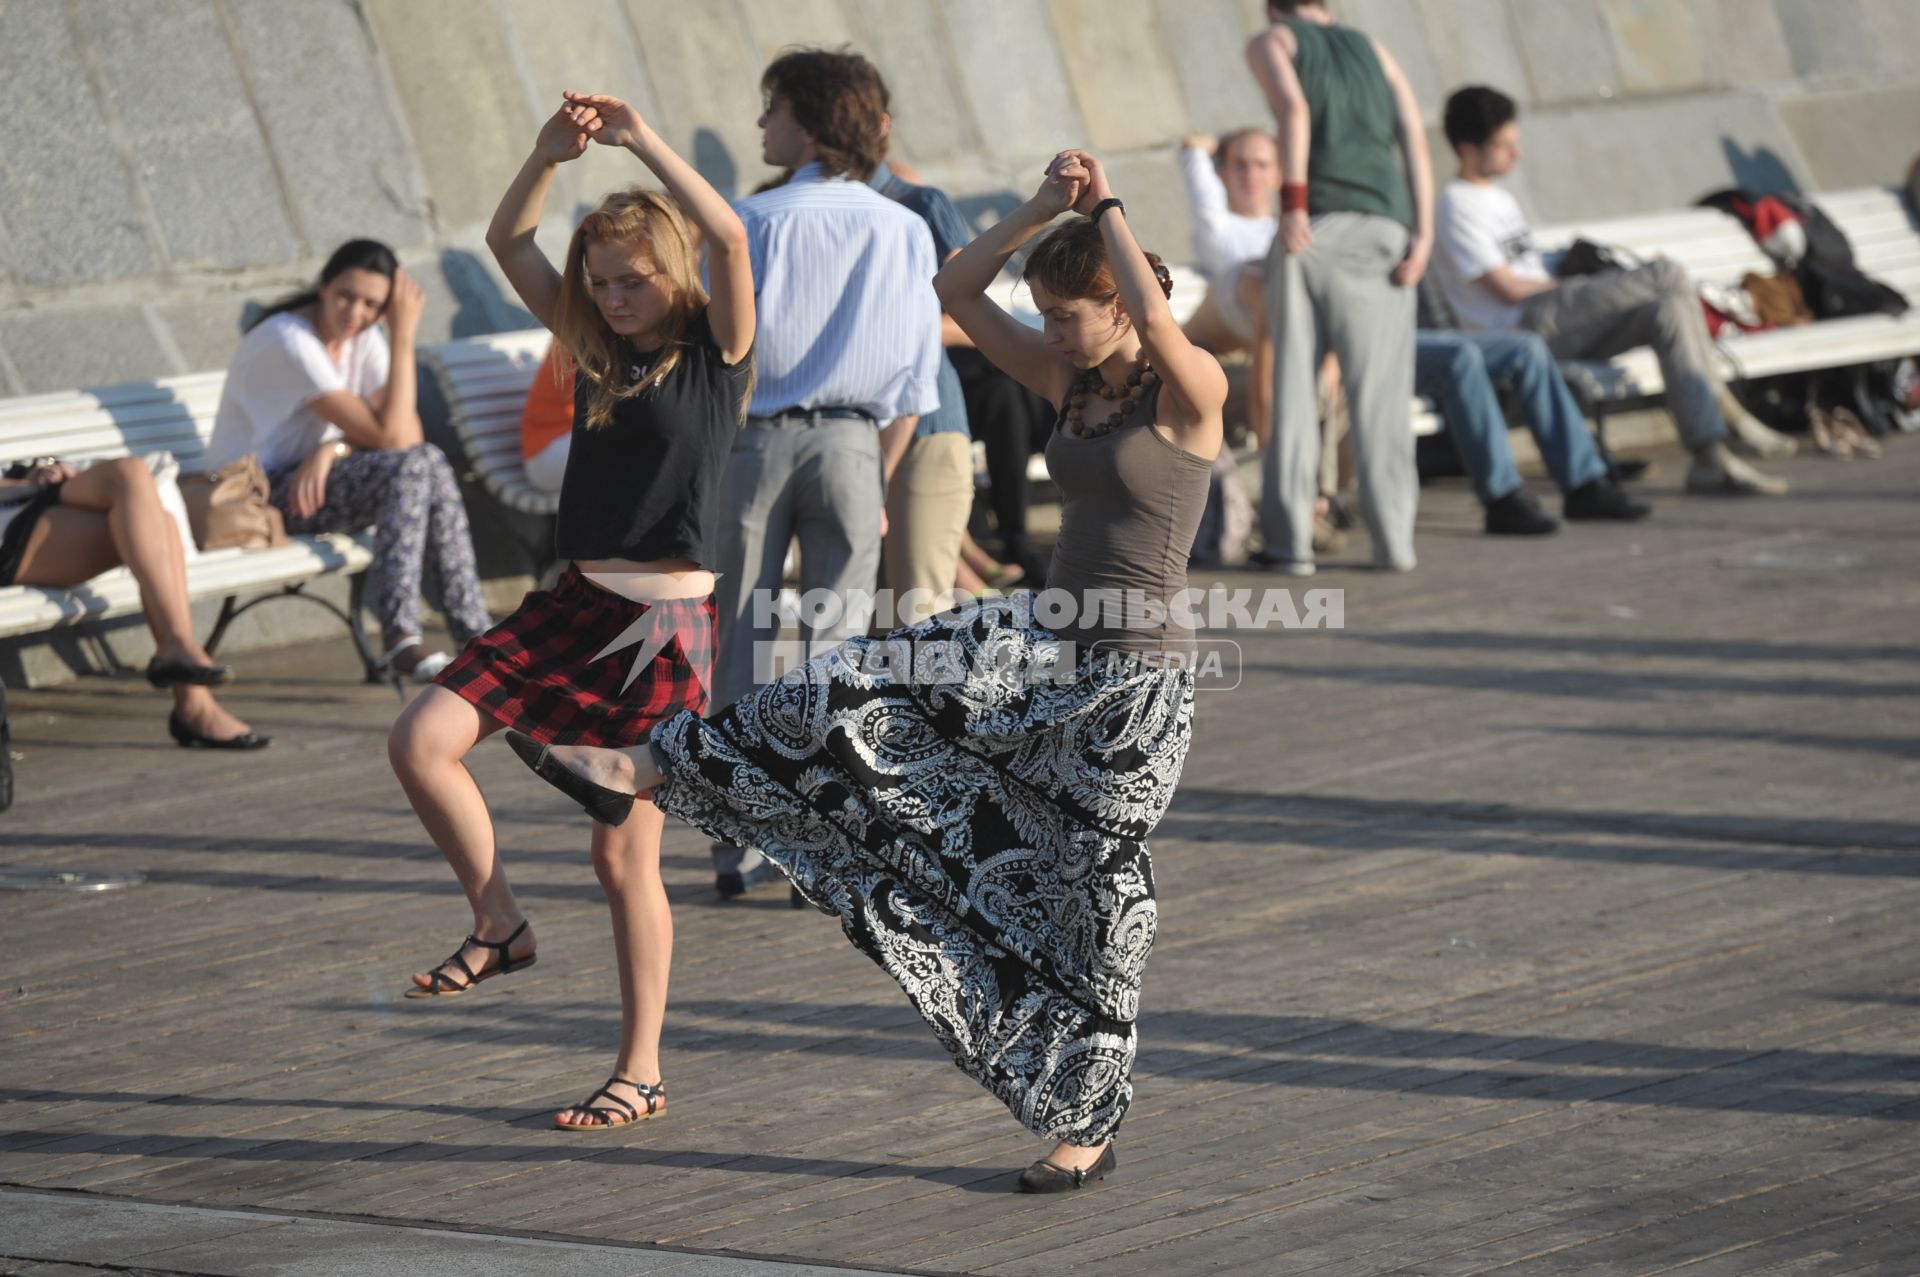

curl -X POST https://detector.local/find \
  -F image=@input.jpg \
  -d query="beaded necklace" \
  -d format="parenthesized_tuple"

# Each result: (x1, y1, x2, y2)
(1064, 357, 1157, 439)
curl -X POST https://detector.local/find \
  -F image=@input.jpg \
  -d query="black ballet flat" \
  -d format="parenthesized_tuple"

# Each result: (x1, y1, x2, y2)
(505, 730, 634, 827)
(146, 657, 233, 688)
(1017, 1143, 1116, 1193)
(168, 713, 270, 751)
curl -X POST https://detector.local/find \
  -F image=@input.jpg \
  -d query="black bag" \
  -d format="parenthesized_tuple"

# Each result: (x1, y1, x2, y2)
(1555, 238, 1636, 278)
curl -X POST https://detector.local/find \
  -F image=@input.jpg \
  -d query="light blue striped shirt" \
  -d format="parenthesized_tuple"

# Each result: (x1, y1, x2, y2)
(738, 162, 943, 422)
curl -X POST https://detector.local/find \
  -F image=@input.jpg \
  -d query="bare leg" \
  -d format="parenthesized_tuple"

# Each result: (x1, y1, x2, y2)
(14, 501, 254, 740)
(1181, 292, 1247, 357)
(388, 687, 535, 986)
(556, 803, 673, 1127)
(954, 555, 988, 595)
(1241, 272, 1272, 450)
(55, 459, 205, 663)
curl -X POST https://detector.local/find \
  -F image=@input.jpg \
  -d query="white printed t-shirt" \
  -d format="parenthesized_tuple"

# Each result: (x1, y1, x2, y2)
(1433, 178, 1550, 332)
(207, 312, 391, 474)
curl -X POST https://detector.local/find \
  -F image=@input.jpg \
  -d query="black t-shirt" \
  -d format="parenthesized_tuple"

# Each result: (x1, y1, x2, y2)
(554, 308, 751, 566)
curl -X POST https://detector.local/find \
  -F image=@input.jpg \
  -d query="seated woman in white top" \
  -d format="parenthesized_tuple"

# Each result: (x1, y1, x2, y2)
(0, 457, 265, 748)
(1177, 130, 1280, 444)
(1177, 129, 1280, 353)
(207, 240, 492, 679)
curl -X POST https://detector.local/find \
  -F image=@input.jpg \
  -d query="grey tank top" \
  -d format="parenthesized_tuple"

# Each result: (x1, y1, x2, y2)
(1042, 385, 1215, 658)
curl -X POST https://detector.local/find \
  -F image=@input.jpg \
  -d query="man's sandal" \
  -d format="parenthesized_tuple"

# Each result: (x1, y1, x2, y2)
(554, 1077, 665, 1131)
(403, 919, 537, 998)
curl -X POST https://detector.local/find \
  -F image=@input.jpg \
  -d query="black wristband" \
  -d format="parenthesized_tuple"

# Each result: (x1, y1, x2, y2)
(1091, 197, 1125, 225)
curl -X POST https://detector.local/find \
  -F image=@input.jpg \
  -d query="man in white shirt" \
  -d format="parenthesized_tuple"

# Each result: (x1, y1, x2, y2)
(709, 48, 943, 898)
(1432, 85, 1794, 496)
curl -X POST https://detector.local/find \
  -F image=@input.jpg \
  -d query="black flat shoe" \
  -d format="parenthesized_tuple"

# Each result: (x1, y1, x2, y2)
(505, 730, 634, 827)
(1017, 1143, 1116, 1193)
(168, 713, 270, 751)
(147, 657, 233, 688)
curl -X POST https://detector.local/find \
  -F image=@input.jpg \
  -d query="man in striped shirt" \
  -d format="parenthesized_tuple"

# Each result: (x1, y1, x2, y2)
(709, 47, 944, 899)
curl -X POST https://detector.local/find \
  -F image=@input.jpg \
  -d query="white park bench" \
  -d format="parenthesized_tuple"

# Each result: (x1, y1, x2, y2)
(1533, 185, 1920, 415)
(0, 372, 378, 804)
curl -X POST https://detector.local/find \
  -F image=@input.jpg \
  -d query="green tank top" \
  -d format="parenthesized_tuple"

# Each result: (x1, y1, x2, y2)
(1286, 19, 1413, 229)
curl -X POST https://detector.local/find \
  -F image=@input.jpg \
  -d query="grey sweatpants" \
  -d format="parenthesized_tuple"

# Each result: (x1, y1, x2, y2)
(1263, 212, 1417, 570)
(1518, 258, 1728, 450)
(709, 414, 884, 881)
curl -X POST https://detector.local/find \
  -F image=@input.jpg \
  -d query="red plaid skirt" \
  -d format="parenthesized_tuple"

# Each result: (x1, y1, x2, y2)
(435, 564, 714, 748)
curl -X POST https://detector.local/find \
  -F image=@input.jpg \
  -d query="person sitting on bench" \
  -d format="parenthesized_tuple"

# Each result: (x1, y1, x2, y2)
(0, 456, 266, 749)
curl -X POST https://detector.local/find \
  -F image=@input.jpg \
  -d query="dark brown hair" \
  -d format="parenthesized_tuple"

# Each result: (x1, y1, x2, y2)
(1023, 216, 1173, 306)
(761, 47, 889, 181)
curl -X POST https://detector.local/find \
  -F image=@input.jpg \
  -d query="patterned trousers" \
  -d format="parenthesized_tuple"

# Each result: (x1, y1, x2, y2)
(271, 444, 492, 646)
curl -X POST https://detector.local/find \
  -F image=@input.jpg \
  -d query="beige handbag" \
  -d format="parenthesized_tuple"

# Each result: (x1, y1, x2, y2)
(180, 454, 287, 551)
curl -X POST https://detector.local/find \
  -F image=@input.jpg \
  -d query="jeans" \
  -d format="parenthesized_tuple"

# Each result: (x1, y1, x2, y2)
(1416, 330, 1610, 504)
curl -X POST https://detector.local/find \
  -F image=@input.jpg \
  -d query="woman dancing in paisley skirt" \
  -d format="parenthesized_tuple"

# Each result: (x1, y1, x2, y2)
(510, 147, 1224, 1191)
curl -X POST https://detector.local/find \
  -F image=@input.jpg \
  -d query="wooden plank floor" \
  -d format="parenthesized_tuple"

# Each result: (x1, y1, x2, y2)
(3, 441, 1918, 1275)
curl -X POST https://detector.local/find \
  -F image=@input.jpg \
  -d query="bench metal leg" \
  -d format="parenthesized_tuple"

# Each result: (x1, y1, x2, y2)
(202, 577, 382, 684)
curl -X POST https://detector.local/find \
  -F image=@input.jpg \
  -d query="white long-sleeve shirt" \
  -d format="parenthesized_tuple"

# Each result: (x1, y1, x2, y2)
(1178, 147, 1279, 292)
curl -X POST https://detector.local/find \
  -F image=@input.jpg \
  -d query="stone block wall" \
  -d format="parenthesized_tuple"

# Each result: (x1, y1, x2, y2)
(2, 0, 1916, 396)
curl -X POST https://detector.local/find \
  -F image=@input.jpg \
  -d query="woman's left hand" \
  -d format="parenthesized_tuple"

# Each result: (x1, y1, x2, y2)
(1053, 149, 1115, 216)
(288, 446, 335, 521)
(25, 460, 76, 488)
(565, 91, 647, 151)
(1393, 233, 1432, 287)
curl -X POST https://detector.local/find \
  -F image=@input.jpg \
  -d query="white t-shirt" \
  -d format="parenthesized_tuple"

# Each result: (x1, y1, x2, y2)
(1433, 178, 1550, 331)
(206, 311, 391, 474)
(1177, 147, 1279, 289)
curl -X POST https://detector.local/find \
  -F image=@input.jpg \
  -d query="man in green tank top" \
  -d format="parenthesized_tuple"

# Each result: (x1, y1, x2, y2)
(1246, 0, 1432, 574)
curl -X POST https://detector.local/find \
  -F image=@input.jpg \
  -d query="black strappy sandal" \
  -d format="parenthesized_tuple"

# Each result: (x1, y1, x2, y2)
(403, 919, 537, 998)
(554, 1076, 665, 1131)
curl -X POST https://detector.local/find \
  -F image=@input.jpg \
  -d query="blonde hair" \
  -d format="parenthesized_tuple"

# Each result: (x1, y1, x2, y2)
(553, 187, 748, 428)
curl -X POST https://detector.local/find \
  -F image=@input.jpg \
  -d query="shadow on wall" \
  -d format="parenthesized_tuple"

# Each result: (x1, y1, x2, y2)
(439, 249, 535, 339)
(694, 127, 738, 203)
(1720, 139, 1802, 196)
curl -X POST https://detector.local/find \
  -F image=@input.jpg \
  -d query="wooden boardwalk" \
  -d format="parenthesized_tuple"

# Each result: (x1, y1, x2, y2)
(3, 442, 1918, 1275)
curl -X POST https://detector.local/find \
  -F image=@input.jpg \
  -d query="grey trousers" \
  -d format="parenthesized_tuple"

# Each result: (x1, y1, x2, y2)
(1263, 212, 1417, 570)
(709, 415, 884, 880)
(1518, 258, 1727, 451)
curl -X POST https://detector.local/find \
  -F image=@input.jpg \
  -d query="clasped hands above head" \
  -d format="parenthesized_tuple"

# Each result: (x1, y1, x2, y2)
(1039, 148, 1119, 217)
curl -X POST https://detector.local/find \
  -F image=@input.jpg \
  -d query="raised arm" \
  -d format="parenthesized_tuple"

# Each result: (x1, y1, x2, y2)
(1376, 40, 1434, 286)
(309, 267, 426, 453)
(485, 105, 597, 331)
(564, 92, 754, 363)
(1056, 150, 1226, 455)
(1177, 138, 1234, 277)
(1246, 25, 1311, 255)
(931, 163, 1085, 406)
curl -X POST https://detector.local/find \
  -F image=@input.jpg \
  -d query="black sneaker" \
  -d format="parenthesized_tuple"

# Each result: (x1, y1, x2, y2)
(1484, 489, 1559, 536)
(1563, 478, 1652, 521)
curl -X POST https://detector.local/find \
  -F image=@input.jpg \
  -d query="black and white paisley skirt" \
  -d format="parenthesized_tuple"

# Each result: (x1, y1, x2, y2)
(648, 594, 1195, 1144)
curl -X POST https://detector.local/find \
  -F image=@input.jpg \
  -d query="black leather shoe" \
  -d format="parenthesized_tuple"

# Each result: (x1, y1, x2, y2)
(505, 730, 634, 827)
(147, 657, 233, 688)
(1484, 489, 1559, 536)
(1564, 477, 1652, 522)
(168, 713, 269, 750)
(1017, 1143, 1116, 1193)
(715, 859, 782, 900)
